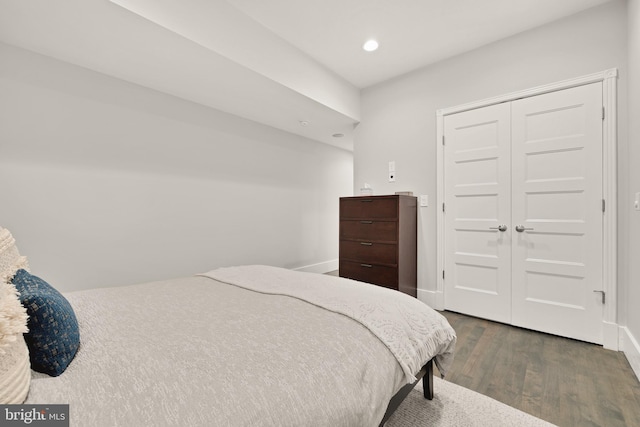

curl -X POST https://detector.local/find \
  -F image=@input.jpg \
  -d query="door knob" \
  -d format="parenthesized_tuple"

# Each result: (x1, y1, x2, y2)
(489, 225, 507, 232)
(515, 225, 534, 232)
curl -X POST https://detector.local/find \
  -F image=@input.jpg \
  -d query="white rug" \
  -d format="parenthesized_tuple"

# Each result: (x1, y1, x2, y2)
(386, 377, 556, 427)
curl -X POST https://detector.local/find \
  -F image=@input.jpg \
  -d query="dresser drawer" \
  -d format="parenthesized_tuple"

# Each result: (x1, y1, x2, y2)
(339, 261, 398, 289)
(340, 220, 397, 242)
(339, 240, 397, 265)
(340, 197, 398, 219)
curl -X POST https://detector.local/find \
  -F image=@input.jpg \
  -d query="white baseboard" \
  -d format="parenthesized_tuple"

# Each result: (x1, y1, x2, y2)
(417, 289, 444, 311)
(621, 326, 640, 383)
(603, 321, 619, 351)
(294, 259, 339, 274)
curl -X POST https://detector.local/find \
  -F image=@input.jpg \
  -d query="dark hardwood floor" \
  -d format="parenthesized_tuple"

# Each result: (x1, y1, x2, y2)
(325, 271, 640, 425)
(438, 311, 640, 427)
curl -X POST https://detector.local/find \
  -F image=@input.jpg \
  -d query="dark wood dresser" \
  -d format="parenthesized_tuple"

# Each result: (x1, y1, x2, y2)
(339, 195, 417, 297)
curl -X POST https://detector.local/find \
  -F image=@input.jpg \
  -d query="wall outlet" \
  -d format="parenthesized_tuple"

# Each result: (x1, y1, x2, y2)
(420, 195, 429, 207)
(388, 161, 395, 172)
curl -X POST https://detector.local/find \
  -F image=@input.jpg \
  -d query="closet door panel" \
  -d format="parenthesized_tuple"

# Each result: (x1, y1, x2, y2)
(510, 83, 604, 344)
(443, 102, 512, 323)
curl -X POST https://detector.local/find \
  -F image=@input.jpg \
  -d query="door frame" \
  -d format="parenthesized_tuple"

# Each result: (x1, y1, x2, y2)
(435, 69, 619, 350)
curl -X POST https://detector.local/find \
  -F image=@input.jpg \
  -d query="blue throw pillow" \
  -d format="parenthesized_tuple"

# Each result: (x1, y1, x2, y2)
(11, 269, 80, 376)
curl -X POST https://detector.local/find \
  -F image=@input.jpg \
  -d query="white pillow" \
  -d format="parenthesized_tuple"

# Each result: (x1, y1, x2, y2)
(0, 335, 30, 404)
(0, 227, 30, 283)
(0, 227, 31, 404)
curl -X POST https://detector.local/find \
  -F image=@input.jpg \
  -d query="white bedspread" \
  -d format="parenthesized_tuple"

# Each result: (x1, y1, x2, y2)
(26, 267, 456, 426)
(201, 265, 456, 382)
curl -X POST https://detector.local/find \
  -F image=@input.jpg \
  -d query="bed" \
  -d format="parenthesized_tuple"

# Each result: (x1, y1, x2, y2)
(23, 265, 456, 426)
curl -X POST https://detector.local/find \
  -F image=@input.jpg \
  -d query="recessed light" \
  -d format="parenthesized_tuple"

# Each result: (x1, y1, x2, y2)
(363, 39, 379, 52)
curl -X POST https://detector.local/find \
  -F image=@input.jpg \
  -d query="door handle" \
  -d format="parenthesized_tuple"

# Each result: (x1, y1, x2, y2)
(515, 225, 534, 232)
(489, 225, 507, 232)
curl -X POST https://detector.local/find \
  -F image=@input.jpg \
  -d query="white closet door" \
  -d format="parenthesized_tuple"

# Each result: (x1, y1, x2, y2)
(443, 103, 512, 323)
(510, 83, 604, 343)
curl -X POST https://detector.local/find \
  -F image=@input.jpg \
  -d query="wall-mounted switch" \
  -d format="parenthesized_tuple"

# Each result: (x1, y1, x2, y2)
(420, 195, 429, 207)
(388, 161, 395, 172)
(635, 192, 640, 211)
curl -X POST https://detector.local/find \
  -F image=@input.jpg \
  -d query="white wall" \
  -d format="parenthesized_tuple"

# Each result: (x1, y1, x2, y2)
(0, 43, 353, 292)
(355, 1, 628, 305)
(625, 0, 640, 377)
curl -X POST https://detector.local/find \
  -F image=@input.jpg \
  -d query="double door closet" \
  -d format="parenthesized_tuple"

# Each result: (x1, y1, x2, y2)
(443, 82, 605, 344)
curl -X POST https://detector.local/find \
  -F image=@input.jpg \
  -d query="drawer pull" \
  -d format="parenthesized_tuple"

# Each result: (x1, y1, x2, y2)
(360, 220, 373, 224)
(361, 199, 373, 203)
(360, 263, 373, 268)
(360, 242, 373, 246)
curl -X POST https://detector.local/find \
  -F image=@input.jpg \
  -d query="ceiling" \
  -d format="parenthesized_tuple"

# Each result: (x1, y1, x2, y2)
(0, 0, 613, 150)
(226, 0, 613, 89)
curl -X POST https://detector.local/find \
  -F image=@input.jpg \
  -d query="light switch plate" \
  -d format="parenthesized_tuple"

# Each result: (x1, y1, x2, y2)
(420, 195, 428, 207)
